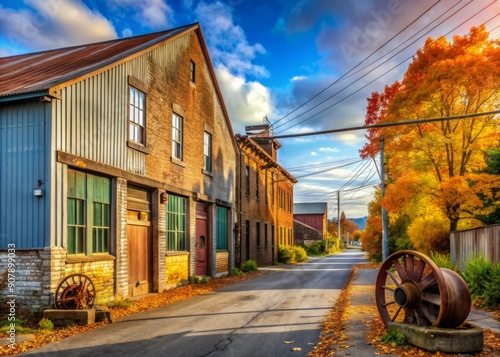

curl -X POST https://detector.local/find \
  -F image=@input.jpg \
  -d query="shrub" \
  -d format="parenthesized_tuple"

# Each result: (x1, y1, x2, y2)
(462, 254, 493, 303)
(305, 241, 324, 256)
(482, 263, 500, 308)
(380, 330, 407, 346)
(241, 260, 258, 273)
(278, 245, 295, 264)
(106, 297, 132, 309)
(232, 267, 243, 276)
(38, 318, 54, 331)
(430, 251, 459, 272)
(326, 239, 341, 254)
(294, 246, 307, 262)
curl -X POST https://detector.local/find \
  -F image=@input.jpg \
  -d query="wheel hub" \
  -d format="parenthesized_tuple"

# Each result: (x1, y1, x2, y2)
(394, 281, 421, 309)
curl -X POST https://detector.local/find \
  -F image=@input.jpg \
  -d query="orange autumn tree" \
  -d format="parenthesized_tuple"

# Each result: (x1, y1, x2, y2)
(360, 26, 500, 251)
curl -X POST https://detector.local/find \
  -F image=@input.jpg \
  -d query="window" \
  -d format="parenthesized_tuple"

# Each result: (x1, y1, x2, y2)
(166, 194, 186, 251)
(255, 170, 259, 200)
(204, 131, 212, 172)
(172, 113, 183, 160)
(216, 206, 228, 251)
(245, 165, 250, 196)
(264, 224, 268, 248)
(190, 60, 195, 82)
(256, 222, 261, 247)
(129, 86, 146, 145)
(67, 170, 110, 255)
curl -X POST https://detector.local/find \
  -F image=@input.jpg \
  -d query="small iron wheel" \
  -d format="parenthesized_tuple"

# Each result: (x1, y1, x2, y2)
(375, 250, 470, 328)
(54, 274, 96, 310)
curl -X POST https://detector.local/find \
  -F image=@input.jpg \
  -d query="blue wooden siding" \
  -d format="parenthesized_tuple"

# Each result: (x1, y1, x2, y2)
(0, 101, 48, 248)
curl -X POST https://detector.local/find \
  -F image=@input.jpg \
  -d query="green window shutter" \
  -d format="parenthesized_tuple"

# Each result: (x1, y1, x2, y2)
(166, 195, 186, 251)
(216, 206, 228, 251)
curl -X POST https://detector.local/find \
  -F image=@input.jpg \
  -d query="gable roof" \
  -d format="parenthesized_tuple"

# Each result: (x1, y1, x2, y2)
(294, 202, 328, 215)
(0, 23, 196, 97)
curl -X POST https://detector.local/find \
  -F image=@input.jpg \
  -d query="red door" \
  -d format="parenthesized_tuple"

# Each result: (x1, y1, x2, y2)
(196, 204, 208, 276)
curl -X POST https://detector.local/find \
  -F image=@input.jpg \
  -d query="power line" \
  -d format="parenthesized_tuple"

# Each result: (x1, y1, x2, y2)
(274, 2, 499, 134)
(266, 1, 443, 132)
(265, 110, 500, 140)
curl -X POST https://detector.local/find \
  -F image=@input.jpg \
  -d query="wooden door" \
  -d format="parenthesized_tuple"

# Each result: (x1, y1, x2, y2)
(127, 222, 152, 296)
(127, 186, 152, 297)
(196, 203, 208, 276)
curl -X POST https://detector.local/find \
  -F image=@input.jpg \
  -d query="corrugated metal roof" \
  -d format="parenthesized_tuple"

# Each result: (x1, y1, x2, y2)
(294, 202, 328, 215)
(0, 23, 197, 97)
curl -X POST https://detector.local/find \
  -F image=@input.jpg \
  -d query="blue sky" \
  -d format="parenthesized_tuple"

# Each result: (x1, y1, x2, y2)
(1, 0, 499, 220)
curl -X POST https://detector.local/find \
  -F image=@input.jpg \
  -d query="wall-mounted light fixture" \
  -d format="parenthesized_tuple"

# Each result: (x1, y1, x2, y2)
(160, 192, 169, 204)
(33, 180, 43, 197)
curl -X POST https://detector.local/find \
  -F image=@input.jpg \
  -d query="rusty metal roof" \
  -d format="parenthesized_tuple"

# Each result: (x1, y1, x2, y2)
(0, 23, 197, 97)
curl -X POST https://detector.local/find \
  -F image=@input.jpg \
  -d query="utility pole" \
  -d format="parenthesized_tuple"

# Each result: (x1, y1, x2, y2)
(337, 191, 341, 245)
(380, 137, 389, 261)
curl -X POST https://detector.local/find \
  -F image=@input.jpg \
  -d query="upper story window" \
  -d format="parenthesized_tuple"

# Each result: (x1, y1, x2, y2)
(129, 86, 146, 145)
(172, 113, 183, 160)
(190, 60, 196, 83)
(245, 165, 250, 196)
(255, 169, 259, 200)
(204, 131, 212, 172)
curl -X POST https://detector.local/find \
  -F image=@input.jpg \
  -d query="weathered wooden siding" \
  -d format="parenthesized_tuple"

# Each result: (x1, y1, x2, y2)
(450, 224, 500, 268)
(0, 100, 48, 248)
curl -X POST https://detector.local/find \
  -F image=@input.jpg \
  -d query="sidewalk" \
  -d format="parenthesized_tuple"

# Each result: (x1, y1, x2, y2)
(337, 268, 499, 356)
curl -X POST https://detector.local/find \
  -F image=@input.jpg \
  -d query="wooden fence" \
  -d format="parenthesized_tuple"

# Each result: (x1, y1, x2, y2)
(450, 224, 500, 268)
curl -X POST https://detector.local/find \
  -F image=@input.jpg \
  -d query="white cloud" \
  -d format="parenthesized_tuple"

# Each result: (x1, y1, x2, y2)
(215, 64, 273, 134)
(319, 147, 340, 152)
(291, 75, 307, 81)
(107, 0, 175, 29)
(122, 28, 133, 37)
(311, 152, 318, 156)
(195, 1, 268, 78)
(0, 0, 117, 52)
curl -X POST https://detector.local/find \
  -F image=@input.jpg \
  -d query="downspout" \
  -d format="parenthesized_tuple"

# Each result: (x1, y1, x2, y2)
(235, 135, 245, 268)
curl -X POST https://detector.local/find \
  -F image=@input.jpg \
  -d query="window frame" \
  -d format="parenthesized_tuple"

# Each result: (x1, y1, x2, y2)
(190, 60, 196, 83)
(67, 169, 111, 255)
(128, 86, 146, 146)
(203, 131, 212, 172)
(172, 112, 184, 161)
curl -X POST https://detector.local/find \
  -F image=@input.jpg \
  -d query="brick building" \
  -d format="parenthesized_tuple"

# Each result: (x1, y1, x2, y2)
(0, 24, 237, 307)
(294, 203, 328, 245)
(235, 124, 297, 267)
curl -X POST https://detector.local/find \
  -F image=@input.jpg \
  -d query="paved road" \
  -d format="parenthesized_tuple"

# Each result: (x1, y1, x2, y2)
(24, 250, 369, 357)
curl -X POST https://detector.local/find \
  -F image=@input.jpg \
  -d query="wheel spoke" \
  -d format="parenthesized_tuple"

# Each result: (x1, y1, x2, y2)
(382, 285, 395, 292)
(386, 270, 401, 286)
(420, 304, 437, 325)
(419, 273, 436, 291)
(406, 255, 415, 280)
(414, 309, 426, 325)
(383, 300, 397, 307)
(393, 259, 408, 281)
(422, 292, 441, 306)
(414, 259, 425, 282)
(391, 306, 403, 322)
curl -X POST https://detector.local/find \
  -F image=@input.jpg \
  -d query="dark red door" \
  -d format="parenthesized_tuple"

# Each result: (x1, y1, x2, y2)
(196, 204, 208, 276)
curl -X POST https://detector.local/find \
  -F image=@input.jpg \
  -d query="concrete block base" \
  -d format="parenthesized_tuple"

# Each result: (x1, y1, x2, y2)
(95, 306, 113, 323)
(43, 309, 95, 327)
(388, 322, 483, 353)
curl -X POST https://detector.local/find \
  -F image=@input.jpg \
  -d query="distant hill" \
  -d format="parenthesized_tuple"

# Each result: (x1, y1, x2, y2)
(349, 216, 368, 230)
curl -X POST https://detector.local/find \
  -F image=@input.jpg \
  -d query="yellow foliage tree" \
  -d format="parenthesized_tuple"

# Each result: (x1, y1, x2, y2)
(360, 26, 500, 249)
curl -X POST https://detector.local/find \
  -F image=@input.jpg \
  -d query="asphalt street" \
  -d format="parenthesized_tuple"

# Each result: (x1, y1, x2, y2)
(23, 250, 369, 357)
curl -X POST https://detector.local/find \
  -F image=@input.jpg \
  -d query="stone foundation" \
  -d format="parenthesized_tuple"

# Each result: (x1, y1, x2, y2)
(165, 253, 189, 287)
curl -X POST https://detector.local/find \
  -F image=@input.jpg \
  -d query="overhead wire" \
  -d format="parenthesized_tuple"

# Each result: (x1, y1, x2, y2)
(275, 1, 500, 134)
(266, 0, 443, 133)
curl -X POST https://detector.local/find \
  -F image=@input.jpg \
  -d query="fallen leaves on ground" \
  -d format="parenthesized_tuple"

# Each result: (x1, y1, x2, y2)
(0, 271, 266, 356)
(308, 263, 500, 357)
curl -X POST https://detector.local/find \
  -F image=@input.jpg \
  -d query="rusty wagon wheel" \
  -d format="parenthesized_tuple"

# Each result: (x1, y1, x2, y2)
(375, 250, 470, 328)
(54, 274, 96, 310)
